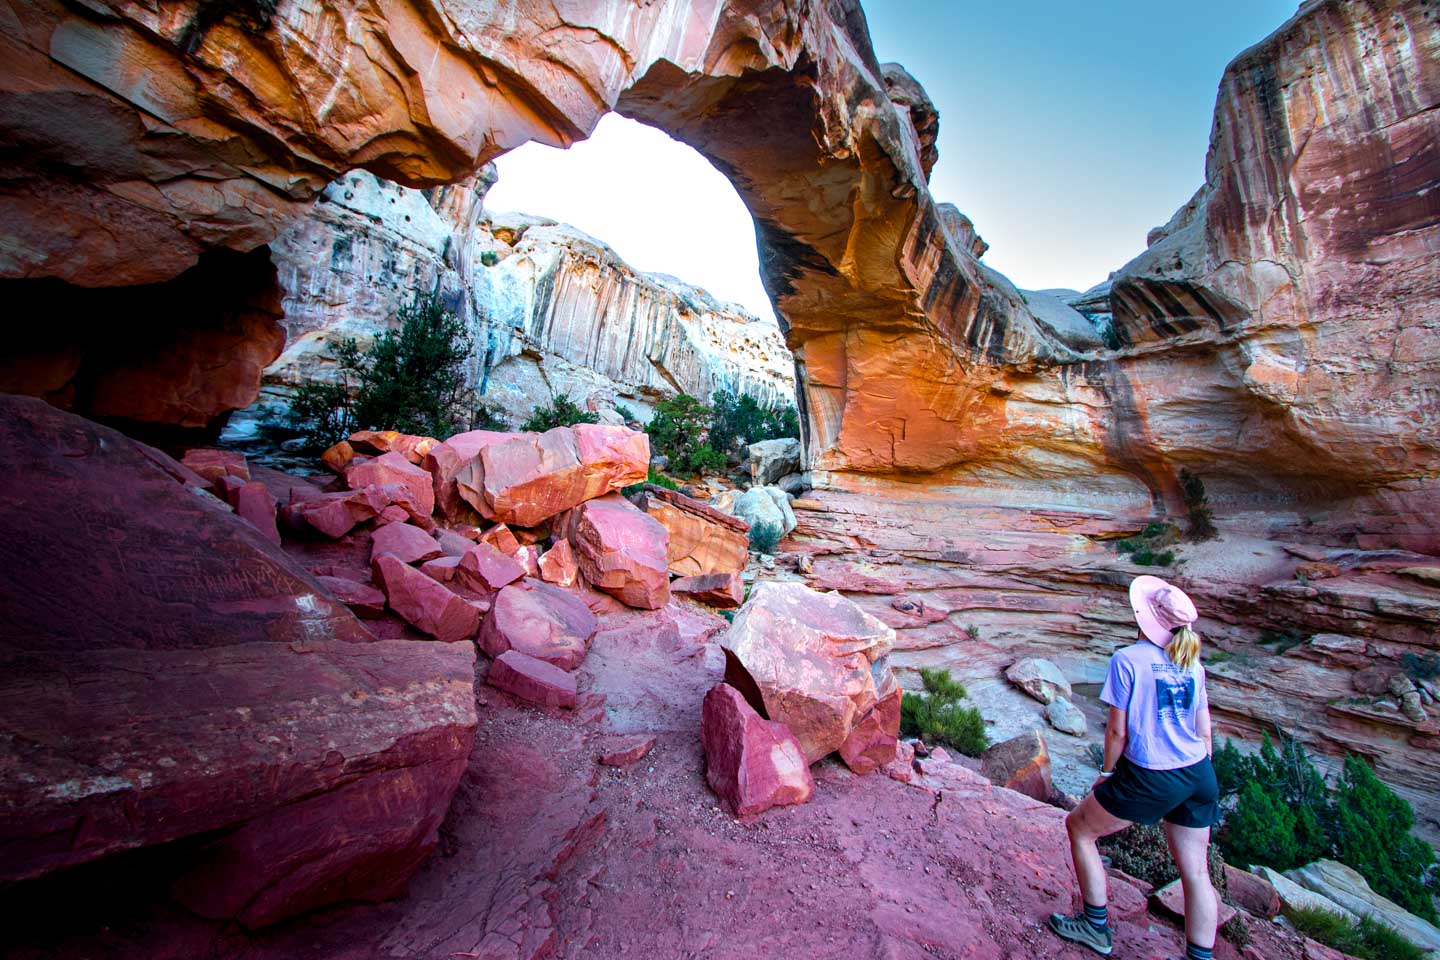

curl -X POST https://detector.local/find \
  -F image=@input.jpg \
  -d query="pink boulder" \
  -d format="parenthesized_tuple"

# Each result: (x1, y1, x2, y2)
(838, 685, 902, 775)
(0, 396, 476, 927)
(1223, 864, 1281, 918)
(514, 544, 541, 578)
(558, 492, 671, 609)
(1151, 879, 1237, 928)
(235, 481, 280, 545)
(479, 522, 521, 556)
(370, 521, 443, 566)
(478, 579, 598, 671)
(671, 571, 745, 608)
(598, 735, 657, 767)
(720, 580, 897, 763)
(422, 429, 516, 522)
(980, 730, 1054, 802)
(346, 452, 435, 517)
(487, 650, 578, 709)
(539, 538, 579, 587)
(321, 440, 356, 474)
(457, 541, 526, 593)
(373, 554, 481, 643)
(290, 482, 427, 539)
(702, 683, 814, 817)
(419, 555, 462, 583)
(348, 430, 439, 464)
(456, 425, 647, 527)
(317, 575, 387, 619)
(375, 504, 411, 526)
(181, 447, 250, 485)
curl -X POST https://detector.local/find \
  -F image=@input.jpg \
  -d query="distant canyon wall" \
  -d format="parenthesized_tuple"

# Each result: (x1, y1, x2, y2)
(233, 166, 793, 438)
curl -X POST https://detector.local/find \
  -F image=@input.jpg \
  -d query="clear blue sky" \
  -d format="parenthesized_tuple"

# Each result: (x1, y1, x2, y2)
(861, 0, 1297, 293)
(486, 1, 1297, 318)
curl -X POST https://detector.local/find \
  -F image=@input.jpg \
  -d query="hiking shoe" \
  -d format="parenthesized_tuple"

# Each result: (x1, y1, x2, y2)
(1047, 911, 1113, 956)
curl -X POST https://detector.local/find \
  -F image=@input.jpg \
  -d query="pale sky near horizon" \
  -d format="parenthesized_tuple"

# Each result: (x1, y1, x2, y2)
(485, 1, 1297, 323)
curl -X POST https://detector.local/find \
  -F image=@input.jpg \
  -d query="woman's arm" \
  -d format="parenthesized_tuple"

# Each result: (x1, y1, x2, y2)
(1197, 701, 1213, 758)
(1092, 705, 1128, 790)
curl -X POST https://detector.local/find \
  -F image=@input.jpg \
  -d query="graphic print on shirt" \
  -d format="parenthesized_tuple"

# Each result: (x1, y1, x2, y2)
(1151, 661, 1196, 724)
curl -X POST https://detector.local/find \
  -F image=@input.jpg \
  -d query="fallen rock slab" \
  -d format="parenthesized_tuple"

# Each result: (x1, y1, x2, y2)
(597, 736, 657, 767)
(702, 683, 814, 817)
(539, 538, 579, 587)
(671, 571, 745, 608)
(1151, 878, 1237, 929)
(373, 553, 482, 643)
(458, 425, 646, 527)
(1253, 866, 1358, 922)
(1005, 658, 1072, 705)
(559, 492, 671, 609)
(980, 729, 1054, 802)
(457, 541, 526, 594)
(748, 437, 801, 486)
(487, 650, 578, 709)
(721, 580, 898, 764)
(478, 579, 598, 671)
(636, 485, 749, 576)
(1286, 859, 1440, 951)
(0, 395, 476, 928)
(181, 447, 250, 485)
(347, 451, 435, 517)
(1224, 863, 1281, 919)
(370, 521, 443, 566)
(838, 686, 902, 774)
(1046, 697, 1087, 736)
(422, 429, 516, 521)
(235, 480, 280, 545)
(316, 575, 388, 619)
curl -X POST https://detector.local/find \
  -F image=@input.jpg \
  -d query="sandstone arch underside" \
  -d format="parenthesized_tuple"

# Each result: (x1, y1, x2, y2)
(1, 0, 1437, 539)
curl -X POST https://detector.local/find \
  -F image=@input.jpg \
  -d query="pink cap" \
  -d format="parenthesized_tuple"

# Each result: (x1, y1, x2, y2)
(1129, 575, 1198, 645)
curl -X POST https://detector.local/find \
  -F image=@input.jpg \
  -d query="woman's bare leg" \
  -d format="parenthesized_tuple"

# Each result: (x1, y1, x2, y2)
(1163, 821, 1218, 949)
(1065, 794, 1132, 907)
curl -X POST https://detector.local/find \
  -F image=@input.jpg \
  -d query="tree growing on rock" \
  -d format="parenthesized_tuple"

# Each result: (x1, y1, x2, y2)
(900, 667, 988, 757)
(291, 293, 473, 448)
(521, 394, 599, 432)
(1333, 755, 1438, 923)
(1179, 468, 1218, 541)
(647, 393, 725, 476)
(708, 389, 800, 461)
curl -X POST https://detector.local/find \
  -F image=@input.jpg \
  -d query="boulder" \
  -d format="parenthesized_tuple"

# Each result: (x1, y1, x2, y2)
(884, 739, 917, 783)
(419, 555, 462, 583)
(597, 735, 657, 767)
(370, 521, 443, 566)
(180, 448, 250, 486)
(558, 493, 671, 609)
(373, 554, 481, 643)
(1150, 879, 1237, 929)
(479, 522, 522, 556)
(0, 395, 476, 927)
(720, 580, 898, 764)
(375, 504, 411, 526)
(1005, 658, 1072, 705)
(1223, 864, 1281, 919)
(748, 437, 801, 486)
(288, 483, 425, 539)
(321, 440, 356, 474)
(514, 544, 541, 578)
(348, 430, 439, 464)
(732, 486, 796, 538)
(486, 650, 578, 710)
(671, 572, 745, 608)
(457, 542, 526, 594)
(838, 686, 902, 775)
(539, 538, 579, 587)
(456, 425, 646, 528)
(980, 730, 1054, 802)
(235, 480, 280, 545)
(316, 575, 387, 620)
(1046, 697, 1087, 736)
(422, 429, 516, 522)
(346, 452, 435, 517)
(701, 683, 814, 817)
(636, 485, 749, 577)
(1286, 860, 1440, 951)
(1252, 866, 1358, 922)
(1353, 665, 1398, 696)
(478, 579, 598, 672)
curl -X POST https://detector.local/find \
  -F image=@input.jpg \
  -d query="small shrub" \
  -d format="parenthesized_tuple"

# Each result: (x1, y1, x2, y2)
(289, 293, 473, 449)
(687, 444, 728, 476)
(615, 403, 637, 424)
(479, 250, 500, 267)
(1086, 743, 1106, 769)
(1131, 547, 1155, 565)
(1213, 739, 1247, 797)
(1220, 915, 1251, 949)
(520, 394, 600, 432)
(1259, 630, 1307, 655)
(899, 667, 989, 757)
(964, 624, 981, 640)
(1180, 468, 1218, 541)
(1333, 755, 1438, 923)
(1100, 823, 1227, 892)
(719, 610, 735, 624)
(647, 393, 712, 474)
(748, 520, 782, 555)
(1286, 906, 1426, 960)
(707, 389, 800, 461)
(622, 468, 680, 497)
(1141, 522, 1169, 539)
(471, 399, 508, 430)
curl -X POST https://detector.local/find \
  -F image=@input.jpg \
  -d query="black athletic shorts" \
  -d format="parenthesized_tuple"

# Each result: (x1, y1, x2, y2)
(1094, 755, 1221, 828)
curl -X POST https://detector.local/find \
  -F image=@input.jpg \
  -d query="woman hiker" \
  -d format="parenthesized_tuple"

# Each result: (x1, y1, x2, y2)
(1047, 575, 1221, 960)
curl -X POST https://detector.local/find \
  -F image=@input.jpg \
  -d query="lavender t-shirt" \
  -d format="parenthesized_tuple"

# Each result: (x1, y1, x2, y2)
(1100, 640, 1209, 770)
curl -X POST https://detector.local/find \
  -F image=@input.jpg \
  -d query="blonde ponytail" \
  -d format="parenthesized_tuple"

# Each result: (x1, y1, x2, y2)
(1166, 624, 1201, 671)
